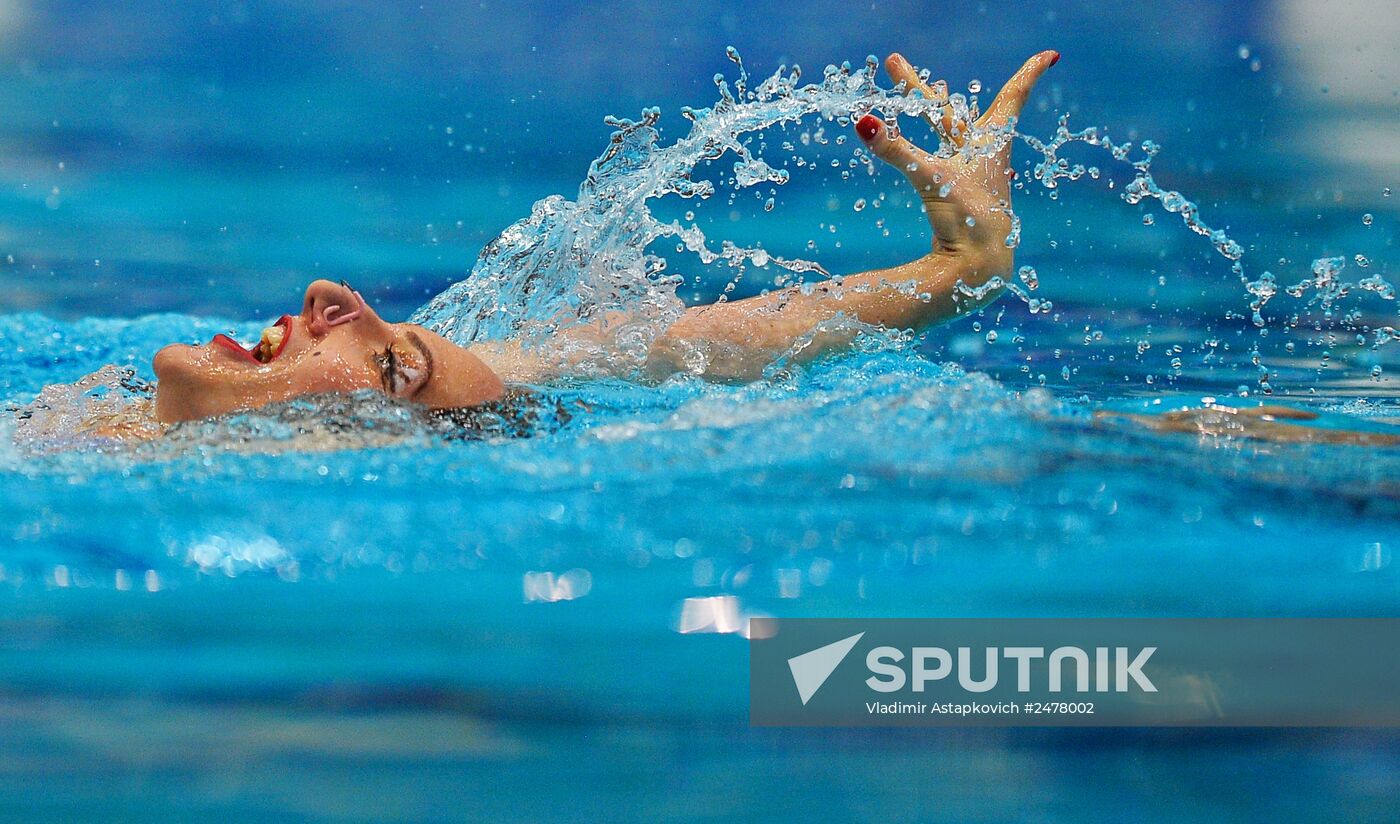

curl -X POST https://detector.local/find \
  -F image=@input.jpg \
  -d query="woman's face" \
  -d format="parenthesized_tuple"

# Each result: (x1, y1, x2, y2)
(153, 279, 503, 422)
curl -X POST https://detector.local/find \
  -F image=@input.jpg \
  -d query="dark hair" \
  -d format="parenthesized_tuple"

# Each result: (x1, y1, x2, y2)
(427, 387, 574, 441)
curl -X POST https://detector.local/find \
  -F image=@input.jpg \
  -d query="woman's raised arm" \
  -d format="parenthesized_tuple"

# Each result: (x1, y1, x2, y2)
(644, 50, 1058, 381)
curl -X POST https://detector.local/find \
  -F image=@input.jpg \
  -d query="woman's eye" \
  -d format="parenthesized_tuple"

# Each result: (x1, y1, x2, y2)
(379, 344, 425, 396)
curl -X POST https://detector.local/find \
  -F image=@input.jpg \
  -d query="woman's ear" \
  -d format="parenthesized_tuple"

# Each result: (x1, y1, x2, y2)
(378, 336, 431, 399)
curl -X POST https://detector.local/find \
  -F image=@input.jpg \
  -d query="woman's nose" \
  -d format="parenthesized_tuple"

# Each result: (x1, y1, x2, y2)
(302, 279, 370, 336)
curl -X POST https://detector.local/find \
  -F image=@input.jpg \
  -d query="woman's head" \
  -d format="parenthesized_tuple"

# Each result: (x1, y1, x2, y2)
(153, 279, 503, 422)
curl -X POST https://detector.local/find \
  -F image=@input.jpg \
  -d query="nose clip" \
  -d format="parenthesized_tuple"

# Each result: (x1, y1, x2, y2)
(323, 281, 365, 327)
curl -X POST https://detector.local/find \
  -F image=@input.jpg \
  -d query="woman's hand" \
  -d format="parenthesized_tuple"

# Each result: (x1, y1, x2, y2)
(857, 50, 1058, 270)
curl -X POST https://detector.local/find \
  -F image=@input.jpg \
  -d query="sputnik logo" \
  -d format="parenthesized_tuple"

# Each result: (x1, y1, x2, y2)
(787, 632, 864, 705)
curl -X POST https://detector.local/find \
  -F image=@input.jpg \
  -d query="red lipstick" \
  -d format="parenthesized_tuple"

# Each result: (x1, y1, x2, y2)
(212, 333, 259, 364)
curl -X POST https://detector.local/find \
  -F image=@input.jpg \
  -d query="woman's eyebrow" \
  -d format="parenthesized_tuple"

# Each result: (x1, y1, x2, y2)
(404, 329, 435, 391)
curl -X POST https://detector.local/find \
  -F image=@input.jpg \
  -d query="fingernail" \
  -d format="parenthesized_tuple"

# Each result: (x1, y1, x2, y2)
(856, 114, 882, 142)
(1049, 51, 1061, 67)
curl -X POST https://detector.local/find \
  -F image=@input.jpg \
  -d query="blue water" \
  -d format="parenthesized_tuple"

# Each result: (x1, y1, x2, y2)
(2, 1, 1399, 821)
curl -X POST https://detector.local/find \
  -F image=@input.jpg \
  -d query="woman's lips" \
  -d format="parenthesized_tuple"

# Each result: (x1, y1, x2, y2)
(211, 315, 293, 365)
(211, 333, 260, 364)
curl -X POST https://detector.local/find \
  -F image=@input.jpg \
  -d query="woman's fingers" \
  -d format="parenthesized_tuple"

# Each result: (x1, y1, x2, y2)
(855, 113, 936, 188)
(884, 53, 960, 147)
(882, 49, 1060, 144)
(978, 50, 1059, 131)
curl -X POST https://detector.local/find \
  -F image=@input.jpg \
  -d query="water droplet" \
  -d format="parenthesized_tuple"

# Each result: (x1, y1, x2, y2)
(763, 197, 775, 212)
(1384, 187, 1392, 197)
(1237, 44, 1251, 60)
(853, 198, 866, 212)
(1355, 254, 1371, 268)
(968, 79, 982, 94)
(1362, 213, 1374, 226)
(1142, 214, 1155, 226)
(985, 330, 998, 343)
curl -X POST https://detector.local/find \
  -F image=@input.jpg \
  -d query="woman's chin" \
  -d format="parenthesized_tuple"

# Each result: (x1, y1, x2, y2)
(152, 342, 202, 381)
(152, 344, 228, 422)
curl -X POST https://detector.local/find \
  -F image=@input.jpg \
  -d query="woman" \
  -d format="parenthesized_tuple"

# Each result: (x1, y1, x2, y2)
(145, 50, 1057, 429)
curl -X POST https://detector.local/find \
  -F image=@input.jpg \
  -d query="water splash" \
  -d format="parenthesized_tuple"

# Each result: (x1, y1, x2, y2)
(412, 57, 902, 371)
(412, 50, 1398, 393)
(10, 365, 160, 454)
(1245, 256, 1398, 352)
(1020, 123, 1244, 264)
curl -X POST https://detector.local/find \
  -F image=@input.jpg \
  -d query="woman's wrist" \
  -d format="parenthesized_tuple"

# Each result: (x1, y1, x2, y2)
(933, 234, 1014, 279)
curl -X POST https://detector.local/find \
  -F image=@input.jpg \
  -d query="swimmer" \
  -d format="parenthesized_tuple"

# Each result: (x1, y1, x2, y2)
(28, 49, 1060, 438)
(22, 50, 1390, 449)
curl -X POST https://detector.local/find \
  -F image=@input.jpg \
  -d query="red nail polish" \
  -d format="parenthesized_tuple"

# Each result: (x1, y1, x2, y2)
(856, 114, 881, 142)
(1049, 51, 1060, 67)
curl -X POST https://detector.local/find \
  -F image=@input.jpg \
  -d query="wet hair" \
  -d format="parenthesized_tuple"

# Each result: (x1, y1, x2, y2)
(426, 387, 575, 441)
(148, 386, 575, 450)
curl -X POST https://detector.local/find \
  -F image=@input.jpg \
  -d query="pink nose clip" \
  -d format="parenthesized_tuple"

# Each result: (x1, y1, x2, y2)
(323, 280, 365, 327)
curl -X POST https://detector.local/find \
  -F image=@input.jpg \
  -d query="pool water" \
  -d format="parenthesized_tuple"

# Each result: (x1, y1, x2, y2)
(1, 1, 1399, 821)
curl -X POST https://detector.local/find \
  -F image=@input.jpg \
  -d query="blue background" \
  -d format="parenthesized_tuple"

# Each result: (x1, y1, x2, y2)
(1, 2, 1398, 822)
